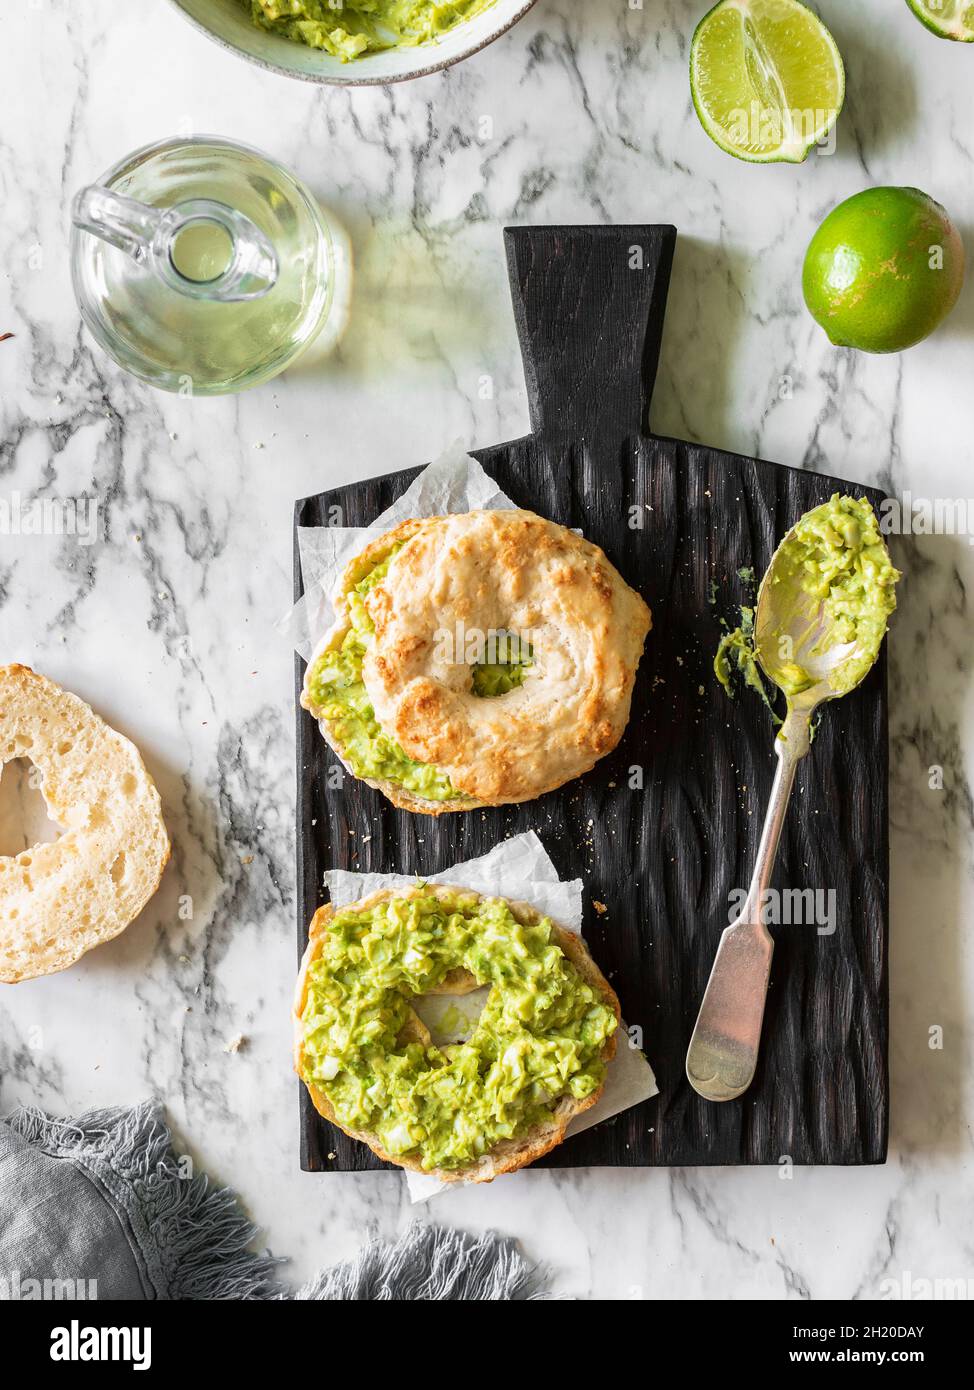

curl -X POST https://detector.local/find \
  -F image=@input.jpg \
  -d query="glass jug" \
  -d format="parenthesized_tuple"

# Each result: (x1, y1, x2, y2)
(70, 135, 348, 395)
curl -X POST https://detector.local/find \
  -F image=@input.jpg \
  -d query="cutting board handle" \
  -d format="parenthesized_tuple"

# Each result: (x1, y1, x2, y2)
(504, 225, 676, 441)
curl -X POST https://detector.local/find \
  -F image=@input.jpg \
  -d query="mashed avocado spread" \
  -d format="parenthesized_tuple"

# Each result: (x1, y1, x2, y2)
(307, 544, 533, 803)
(246, 0, 499, 61)
(301, 891, 617, 1171)
(714, 605, 781, 718)
(307, 543, 457, 801)
(470, 632, 533, 697)
(715, 495, 899, 706)
(761, 494, 899, 697)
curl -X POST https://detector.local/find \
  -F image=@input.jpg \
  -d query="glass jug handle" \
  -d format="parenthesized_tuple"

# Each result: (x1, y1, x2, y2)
(71, 187, 279, 303)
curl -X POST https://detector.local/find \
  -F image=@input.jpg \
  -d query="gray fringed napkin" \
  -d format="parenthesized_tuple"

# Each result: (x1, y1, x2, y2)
(0, 1103, 544, 1301)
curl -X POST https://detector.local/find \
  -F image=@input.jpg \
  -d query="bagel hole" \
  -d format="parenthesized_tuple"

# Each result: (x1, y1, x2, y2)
(470, 630, 535, 698)
(413, 986, 490, 1045)
(0, 758, 63, 860)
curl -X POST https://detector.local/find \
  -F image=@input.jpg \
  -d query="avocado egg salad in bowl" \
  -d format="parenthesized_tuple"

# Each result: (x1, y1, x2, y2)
(170, 0, 537, 83)
(294, 884, 620, 1181)
(301, 509, 652, 813)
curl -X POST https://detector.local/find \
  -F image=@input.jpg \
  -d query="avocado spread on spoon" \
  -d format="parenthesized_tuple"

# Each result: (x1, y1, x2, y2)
(715, 494, 899, 705)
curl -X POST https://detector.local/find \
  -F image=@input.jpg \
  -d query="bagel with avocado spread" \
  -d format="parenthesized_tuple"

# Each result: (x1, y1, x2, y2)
(294, 884, 620, 1182)
(301, 509, 651, 814)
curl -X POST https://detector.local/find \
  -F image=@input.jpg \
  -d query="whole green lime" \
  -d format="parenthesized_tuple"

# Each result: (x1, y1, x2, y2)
(802, 187, 965, 353)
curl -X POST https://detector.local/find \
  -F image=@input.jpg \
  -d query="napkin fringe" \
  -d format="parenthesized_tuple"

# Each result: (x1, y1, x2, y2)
(6, 1101, 284, 1301)
(296, 1222, 544, 1301)
(6, 1103, 550, 1300)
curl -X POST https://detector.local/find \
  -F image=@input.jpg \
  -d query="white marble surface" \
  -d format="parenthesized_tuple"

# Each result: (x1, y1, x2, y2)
(1, 0, 973, 1300)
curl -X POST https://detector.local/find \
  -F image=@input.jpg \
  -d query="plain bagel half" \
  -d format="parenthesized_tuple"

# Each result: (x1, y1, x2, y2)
(0, 665, 170, 983)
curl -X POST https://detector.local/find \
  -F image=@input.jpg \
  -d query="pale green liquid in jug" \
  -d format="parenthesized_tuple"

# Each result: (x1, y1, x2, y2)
(72, 138, 346, 395)
(169, 221, 235, 283)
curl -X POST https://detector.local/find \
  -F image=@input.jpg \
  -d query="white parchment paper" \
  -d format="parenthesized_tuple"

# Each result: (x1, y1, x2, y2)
(324, 831, 659, 1204)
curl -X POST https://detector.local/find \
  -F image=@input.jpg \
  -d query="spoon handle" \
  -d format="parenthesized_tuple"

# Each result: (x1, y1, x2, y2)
(686, 707, 812, 1101)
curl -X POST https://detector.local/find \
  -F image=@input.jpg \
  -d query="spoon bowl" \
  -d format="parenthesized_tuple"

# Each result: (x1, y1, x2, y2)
(755, 506, 871, 706)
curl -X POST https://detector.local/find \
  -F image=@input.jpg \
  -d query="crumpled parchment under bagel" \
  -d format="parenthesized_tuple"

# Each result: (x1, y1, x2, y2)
(307, 509, 652, 812)
(294, 882, 621, 1183)
(0, 665, 170, 983)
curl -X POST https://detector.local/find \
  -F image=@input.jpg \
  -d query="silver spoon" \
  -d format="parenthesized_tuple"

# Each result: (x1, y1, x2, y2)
(685, 506, 881, 1103)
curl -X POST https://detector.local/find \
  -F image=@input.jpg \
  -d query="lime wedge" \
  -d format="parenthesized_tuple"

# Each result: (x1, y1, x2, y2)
(906, 0, 974, 40)
(690, 0, 845, 163)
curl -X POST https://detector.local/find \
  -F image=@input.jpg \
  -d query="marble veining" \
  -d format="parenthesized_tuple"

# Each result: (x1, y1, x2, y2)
(1, 0, 973, 1297)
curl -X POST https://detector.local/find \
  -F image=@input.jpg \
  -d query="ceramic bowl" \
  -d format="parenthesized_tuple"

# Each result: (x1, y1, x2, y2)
(169, 0, 538, 85)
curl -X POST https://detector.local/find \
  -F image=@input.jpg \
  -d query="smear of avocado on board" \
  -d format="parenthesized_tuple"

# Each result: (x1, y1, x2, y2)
(714, 604, 782, 723)
(245, 0, 500, 60)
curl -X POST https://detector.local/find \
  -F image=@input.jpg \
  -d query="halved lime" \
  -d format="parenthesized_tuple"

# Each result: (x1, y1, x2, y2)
(690, 0, 846, 163)
(906, 0, 974, 40)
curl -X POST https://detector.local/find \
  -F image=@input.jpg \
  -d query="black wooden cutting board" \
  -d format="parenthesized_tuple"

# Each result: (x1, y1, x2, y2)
(294, 226, 888, 1171)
